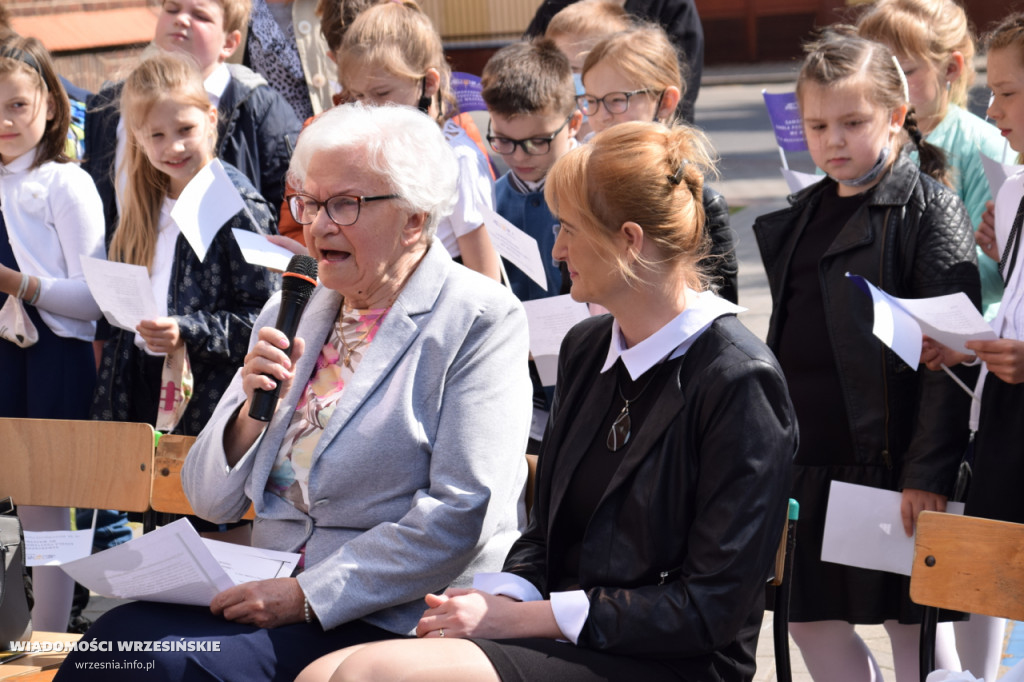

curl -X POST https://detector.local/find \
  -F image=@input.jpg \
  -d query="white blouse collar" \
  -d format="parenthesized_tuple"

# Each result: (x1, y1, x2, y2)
(601, 289, 745, 380)
(0, 150, 37, 175)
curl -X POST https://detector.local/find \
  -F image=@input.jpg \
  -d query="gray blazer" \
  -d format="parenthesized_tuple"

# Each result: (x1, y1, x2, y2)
(183, 241, 532, 634)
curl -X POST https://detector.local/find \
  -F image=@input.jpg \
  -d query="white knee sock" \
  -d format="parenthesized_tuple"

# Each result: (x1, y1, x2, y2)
(790, 620, 884, 682)
(18, 505, 75, 632)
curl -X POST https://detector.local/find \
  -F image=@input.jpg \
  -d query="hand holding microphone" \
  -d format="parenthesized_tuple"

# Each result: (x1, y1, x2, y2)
(247, 255, 318, 422)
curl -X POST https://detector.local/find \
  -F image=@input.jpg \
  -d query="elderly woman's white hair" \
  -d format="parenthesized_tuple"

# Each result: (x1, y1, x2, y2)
(287, 103, 459, 238)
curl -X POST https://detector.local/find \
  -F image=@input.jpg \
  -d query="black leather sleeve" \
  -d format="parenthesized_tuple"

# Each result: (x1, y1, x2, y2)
(702, 186, 739, 303)
(898, 180, 981, 494)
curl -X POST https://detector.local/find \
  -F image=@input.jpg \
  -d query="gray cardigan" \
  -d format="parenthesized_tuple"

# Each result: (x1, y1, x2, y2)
(183, 240, 532, 633)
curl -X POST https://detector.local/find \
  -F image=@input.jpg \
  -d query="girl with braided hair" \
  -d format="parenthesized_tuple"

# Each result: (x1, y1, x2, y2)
(754, 28, 981, 681)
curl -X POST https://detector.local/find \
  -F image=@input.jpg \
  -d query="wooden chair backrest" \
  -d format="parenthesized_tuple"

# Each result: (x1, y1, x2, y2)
(152, 434, 255, 520)
(0, 418, 153, 512)
(911, 511, 1024, 621)
(770, 510, 789, 587)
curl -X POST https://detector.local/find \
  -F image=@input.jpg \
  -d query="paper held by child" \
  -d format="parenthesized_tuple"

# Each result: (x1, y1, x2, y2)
(821, 481, 964, 576)
(170, 158, 246, 262)
(980, 150, 1024, 200)
(231, 229, 294, 271)
(481, 204, 548, 291)
(846, 273, 996, 368)
(80, 255, 159, 333)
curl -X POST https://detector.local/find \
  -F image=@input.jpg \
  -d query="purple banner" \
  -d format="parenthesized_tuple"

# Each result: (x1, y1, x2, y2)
(452, 72, 487, 113)
(763, 91, 807, 152)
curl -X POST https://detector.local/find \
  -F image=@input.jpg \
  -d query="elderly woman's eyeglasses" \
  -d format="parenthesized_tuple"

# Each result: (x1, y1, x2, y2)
(486, 115, 573, 156)
(287, 193, 400, 226)
(576, 89, 654, 116)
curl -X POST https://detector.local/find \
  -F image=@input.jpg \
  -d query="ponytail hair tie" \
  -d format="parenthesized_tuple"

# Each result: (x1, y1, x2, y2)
(667, 161, 687, 186)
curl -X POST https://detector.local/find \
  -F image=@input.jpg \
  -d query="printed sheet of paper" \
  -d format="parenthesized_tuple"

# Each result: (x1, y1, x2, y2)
(231, 229, 294, 271)
(203, 539, 300, 584)
(847, 273, 996, 368)
(481, 205, 548, 291)
(781, 168, 819, 194)
(171, 158, 245, 262)
(59, 518, 301, 606)
(23, 528, 94, 567)
(821, 481, 964, 576)
(522, 295, 590, 386)
(80, 255, 159, 332)
(59, 518, 231, 606)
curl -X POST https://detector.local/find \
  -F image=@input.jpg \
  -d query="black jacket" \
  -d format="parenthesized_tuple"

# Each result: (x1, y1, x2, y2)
(84, 64, 301, 243)
(505, 314, 797, 681)
(753, 153, 980, 494)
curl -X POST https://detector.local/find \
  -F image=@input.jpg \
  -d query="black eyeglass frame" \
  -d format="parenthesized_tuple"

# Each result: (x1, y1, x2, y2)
(575, 89, 656, 116)
(287, 192, 400, 226)
(486, 114, 574, 156)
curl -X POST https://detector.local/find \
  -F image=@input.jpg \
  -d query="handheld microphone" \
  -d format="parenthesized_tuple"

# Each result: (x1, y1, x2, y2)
(248, 255, 318, 422)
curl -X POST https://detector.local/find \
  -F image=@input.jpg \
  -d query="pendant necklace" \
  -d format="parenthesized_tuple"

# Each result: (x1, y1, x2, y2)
(606, 369, 658, 452)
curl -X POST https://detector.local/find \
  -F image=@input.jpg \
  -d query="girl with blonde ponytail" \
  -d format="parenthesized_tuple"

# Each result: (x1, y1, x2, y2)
(92, 52, 279, 438)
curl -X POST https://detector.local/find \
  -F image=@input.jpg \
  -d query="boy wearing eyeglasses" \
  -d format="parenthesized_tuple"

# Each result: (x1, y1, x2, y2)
(481, 39, 582, 448)
(481, 39, 582, 302)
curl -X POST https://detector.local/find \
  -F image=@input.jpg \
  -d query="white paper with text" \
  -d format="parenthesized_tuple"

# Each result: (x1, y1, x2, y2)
(80, 256, 159, 333)
(59, 519, 300, 606)
(481, 205, 548, 291)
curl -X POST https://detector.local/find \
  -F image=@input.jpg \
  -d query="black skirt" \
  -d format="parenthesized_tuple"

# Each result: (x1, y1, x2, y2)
(966, 373, 1024, 524)
(471, 638, 701, 682)
(784, 464, 952, 625)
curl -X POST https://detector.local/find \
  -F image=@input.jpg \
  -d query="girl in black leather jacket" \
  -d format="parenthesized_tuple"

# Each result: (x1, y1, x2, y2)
(754, 30, 980, 682)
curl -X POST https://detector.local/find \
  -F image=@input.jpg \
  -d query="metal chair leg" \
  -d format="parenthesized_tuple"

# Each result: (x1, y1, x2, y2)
(919, 606, 937, 682)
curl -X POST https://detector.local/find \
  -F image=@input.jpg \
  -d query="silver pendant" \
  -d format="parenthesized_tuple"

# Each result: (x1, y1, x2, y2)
(607, 403, 631, 451)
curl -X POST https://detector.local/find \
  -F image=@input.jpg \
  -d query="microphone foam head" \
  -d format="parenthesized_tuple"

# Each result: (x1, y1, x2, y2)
(282, 255, 318, 298)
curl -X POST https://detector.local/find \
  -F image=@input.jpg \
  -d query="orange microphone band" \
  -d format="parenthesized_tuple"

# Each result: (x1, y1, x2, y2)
(283, 272, 318, 288)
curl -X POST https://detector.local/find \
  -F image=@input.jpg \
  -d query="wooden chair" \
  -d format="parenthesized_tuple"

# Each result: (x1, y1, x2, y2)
(769, 499, 800, 682)
(149, 433, 255, 527)
(0, 419, 153, 513)
(0, 418, 156, 681)
(912, 511, 1024, 680)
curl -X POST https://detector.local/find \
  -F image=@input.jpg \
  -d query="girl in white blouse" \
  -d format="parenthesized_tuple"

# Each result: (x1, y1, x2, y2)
(0, 34, 105, 632)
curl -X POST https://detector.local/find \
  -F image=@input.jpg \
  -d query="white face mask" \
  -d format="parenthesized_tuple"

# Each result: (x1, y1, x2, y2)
(828, 145, 891, 187)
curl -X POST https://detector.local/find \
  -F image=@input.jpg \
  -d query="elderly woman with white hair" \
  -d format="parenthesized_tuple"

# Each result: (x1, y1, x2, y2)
(56, 103, 533, 682)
